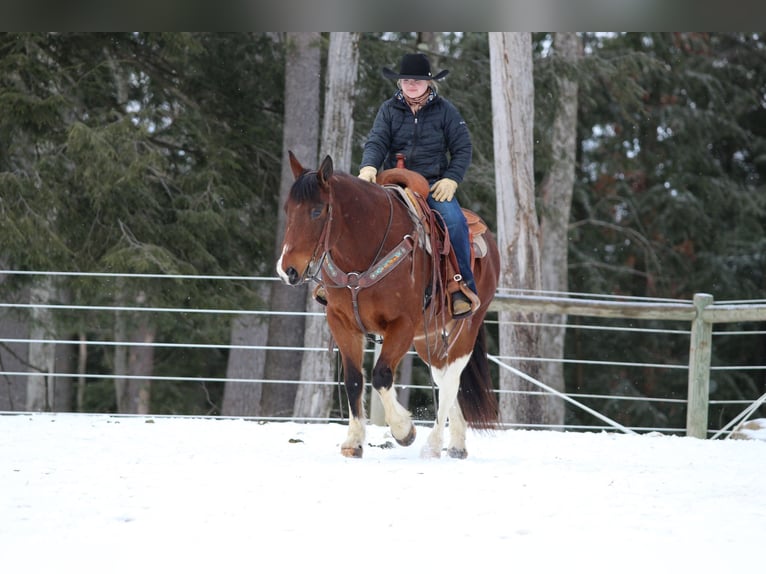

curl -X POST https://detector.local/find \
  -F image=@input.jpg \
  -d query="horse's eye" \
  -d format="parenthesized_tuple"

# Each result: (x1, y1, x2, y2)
(310, 206, 324, 220)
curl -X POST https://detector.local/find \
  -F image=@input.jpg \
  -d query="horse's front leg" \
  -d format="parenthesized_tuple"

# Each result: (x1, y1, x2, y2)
(372, 328, 416, 447)
(329, 314, 367, 458)
(341, 357, 366, 458)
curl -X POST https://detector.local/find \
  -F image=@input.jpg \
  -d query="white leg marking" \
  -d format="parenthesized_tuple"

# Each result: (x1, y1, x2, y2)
(447, 401, 468, 456)
(378, 387, 413, 443)
(342, 416, 366, 453)
(422, 353, 471, 459)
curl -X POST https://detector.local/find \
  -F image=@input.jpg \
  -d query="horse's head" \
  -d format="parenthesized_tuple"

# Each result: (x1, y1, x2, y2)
(276, 151, 334, 286)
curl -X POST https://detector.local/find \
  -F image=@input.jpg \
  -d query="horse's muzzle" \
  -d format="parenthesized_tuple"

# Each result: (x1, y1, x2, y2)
(276, 250, 306, 286)
(284, 266, 301, 286)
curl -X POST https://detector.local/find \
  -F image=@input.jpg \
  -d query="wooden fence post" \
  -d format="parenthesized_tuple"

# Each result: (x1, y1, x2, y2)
(686, 293, 714, 438)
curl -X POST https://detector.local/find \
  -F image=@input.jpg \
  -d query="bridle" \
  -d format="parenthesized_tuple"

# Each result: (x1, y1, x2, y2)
(298, 201, 334, 286)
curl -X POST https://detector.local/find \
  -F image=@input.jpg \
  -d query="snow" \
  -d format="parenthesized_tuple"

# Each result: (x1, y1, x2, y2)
(2, 413, 765, 573)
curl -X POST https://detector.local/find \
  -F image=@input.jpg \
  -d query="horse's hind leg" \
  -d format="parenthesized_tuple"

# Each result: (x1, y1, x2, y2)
(372, 336, 416, 447)
(446, 402, 468, 459)
(422, 355, 470, 458)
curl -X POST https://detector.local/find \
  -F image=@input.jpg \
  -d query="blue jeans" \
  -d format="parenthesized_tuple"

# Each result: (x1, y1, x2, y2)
(427, 195, 476, 294)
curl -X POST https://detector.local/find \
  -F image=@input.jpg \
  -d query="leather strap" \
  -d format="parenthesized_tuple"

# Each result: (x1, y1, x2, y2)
(322, 235, 416, 334)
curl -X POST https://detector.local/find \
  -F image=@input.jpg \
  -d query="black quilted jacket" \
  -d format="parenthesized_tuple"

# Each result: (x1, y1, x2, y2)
(360, 90, 472, 186)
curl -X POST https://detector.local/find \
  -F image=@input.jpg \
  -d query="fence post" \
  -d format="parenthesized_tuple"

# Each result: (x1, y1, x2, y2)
(686, 293, 714, 438)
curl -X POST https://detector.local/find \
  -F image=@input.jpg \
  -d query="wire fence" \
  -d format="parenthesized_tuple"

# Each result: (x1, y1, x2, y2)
(1, 270, 765, 437)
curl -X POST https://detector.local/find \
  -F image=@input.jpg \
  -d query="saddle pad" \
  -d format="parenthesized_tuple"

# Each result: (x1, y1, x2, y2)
(385, 184, 432, 254)
(384, 185, 489, 260)
(472, 234, 488, 258)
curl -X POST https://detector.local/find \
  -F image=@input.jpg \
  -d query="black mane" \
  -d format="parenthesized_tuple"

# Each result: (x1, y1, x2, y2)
(288, 170, 321, 203)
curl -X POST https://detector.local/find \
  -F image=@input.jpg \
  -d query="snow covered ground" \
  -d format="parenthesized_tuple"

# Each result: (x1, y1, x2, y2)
(2, 413, 765, 573)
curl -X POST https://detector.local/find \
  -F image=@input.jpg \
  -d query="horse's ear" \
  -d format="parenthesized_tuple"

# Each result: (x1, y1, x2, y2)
(318, 155, 333, 186)
(288, 150, 305, 180)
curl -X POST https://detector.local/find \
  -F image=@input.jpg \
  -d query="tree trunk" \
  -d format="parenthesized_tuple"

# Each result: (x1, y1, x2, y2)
(26, 280, 56, 411)
(24, 278, 73, 412)
(319, 32, 359, 172)
(127, 318, 154, 415)
(0, 288, 27, 411)
(114, 292, 154, 414)
(293, 33, 360, 421)
(222, 309, 267, 416)
(489, 32, 544, 426)
(114, 309, 128, 411)
(260, 32, 321, 417)
(538, 32, 581, 427)
(77, 332, 87, 412)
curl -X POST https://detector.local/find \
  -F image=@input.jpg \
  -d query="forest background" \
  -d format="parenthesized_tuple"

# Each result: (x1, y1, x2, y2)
(1, 32, 764, 431)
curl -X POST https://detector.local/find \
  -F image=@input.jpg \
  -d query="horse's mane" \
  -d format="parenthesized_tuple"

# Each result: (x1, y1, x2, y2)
(289, 170, 321, 203)
(288, 169, 358, 203)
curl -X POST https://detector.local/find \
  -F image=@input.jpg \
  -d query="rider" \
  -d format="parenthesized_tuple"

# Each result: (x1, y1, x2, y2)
(358, 53, 479, 319)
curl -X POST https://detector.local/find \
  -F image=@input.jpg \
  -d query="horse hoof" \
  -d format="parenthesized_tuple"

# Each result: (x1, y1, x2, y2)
(394, 424, 417, 447)
(420, 444, 441, 459)
(341, 445, 363, 458)
(447, 447, 468, 459)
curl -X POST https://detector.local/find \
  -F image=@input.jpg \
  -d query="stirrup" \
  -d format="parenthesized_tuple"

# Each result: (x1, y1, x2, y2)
(451, 292, 473, 318)
(313, 285, 328, 306)
(450, 285, 480, 319)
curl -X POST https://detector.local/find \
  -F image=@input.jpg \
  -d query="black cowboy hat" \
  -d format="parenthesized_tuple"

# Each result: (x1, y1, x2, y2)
(381, 53, 449, 81)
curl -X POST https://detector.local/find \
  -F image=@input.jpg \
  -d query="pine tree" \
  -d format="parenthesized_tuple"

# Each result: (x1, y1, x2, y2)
(0, 33, 284, 413)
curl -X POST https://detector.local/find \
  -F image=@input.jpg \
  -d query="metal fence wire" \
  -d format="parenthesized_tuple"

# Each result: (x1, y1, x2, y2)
(1, 270, 765, 437)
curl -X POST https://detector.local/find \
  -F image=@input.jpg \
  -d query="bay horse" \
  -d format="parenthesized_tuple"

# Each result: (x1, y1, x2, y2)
(276, 152, 500, 459)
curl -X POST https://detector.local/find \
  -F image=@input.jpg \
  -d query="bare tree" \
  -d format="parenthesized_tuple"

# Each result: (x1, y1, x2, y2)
(260, 32, 322, 417)
(293, 32, 360, 419)
(114, 290, 154, 414)
(538, 32, 581, 427)
(319, 33, 359, 171)
(0, 312, 27, 411)
(24, 278, 74, 412)
(222, 34, 322, 418)
(26, 280, 56, 411)
(221, 294, 268, 416)
(489, 32, 544, 425)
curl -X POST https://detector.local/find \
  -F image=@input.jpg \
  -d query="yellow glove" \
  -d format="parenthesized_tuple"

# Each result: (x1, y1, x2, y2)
(431, 178, 458, 202)
(358, 166, 377, 183)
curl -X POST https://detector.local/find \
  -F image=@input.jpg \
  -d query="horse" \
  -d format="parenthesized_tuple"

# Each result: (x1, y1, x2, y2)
(276, 152, 501, 459)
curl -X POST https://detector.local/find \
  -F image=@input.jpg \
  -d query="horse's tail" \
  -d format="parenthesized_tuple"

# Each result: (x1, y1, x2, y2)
(457, 325, 499, 430)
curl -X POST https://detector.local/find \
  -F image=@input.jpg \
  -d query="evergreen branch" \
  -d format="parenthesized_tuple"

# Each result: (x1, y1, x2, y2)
(0, 342, 48, 374)
(570, 217, 664, 276)
(568, 258, 649, 278)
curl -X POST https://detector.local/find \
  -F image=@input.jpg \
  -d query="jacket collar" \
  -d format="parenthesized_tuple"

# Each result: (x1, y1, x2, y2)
(393, 89, 437, 109)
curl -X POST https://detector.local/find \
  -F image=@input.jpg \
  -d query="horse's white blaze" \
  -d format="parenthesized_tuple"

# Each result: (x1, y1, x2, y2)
(422, 353, 471, 458)
(377, 386, 413, 442)
(275, 244, 290, 283)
